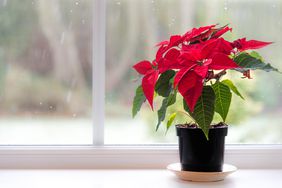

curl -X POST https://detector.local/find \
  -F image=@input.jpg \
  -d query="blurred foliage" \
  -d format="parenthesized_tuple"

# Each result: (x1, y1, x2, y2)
(2, 65, 91, 116)
(0, 0, 92, 117)
(0, 0, 280, 143)
(0, 0, 37, 56)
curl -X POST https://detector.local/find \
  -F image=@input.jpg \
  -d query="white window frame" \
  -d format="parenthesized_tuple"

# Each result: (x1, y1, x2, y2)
(0, 145, 281, 169)
(0, 0, 281, 169)
(93, 0, 106, 146)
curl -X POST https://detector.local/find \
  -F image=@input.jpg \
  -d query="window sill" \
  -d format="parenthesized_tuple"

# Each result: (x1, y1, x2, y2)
(0, 145, 281, 169)
(0, 169, 281, 188)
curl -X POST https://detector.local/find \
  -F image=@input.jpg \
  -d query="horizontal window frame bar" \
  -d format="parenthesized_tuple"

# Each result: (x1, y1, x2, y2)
(0, 144, 281, 169)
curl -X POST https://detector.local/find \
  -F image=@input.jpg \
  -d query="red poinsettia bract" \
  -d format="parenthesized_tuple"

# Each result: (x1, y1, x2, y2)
(133, 61, 159, 110)
(133, 24, 272, 112)
(174, 38, 239, 111)
(232, 38, 272, 51)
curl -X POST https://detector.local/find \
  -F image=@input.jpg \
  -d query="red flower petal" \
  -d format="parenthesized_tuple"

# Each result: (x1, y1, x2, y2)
(232, 38, 272, 51)
(189, 25, 232, 43)
(183, 25, 216, 42)
(152, 60, 158, 67)
(133, 60, 153, 75)
(201, 38, 233, 58)
(173, 64, 196, 88)
(211, 25, 232, 39)
(156, 35, 183, 61)
(158, 59, 183, 73)
(142, 70, 159, 110)
(183, 81, 203, 112)
(194, 65, 209, 78)
(189, 25, 231, 43)
(202, 59, 213, 66)
(164, 48, 180, 60)
(208, 53, 239, 70)
(156, 45, 167, 62)
(181, 42, 204, 52)
(178, 71, 198, 92)
(180, 48, 202, 62)
(156, 49, 182, 73)
(155, 40, 169, 47)
(168, 35, 183, 47)
(178, 71, 203, 112)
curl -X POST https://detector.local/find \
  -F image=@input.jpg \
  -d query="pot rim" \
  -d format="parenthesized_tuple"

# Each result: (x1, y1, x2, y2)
(175, 123, 228, 130)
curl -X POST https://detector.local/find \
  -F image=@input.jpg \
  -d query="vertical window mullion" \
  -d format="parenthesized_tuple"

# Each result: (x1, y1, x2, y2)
(92, 0, 106, 146)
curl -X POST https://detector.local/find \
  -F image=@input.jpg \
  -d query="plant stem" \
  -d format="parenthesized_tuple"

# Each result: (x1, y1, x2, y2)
(205, 70, 227, 82)
(177, 110, 196, 124)
(214, 70, 227, 81)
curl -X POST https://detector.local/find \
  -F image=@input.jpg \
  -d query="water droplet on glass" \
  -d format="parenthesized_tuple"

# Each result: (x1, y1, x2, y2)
(49, 106, 53, 110)
(224, 0, 228, 11)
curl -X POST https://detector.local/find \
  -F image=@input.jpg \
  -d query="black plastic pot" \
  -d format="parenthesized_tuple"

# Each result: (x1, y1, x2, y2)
(176, 125, 228, 172)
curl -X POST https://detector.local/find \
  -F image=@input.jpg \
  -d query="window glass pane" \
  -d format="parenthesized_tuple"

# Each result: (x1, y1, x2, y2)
(105, 0, 282, 144)
(0, 0, 92, 144)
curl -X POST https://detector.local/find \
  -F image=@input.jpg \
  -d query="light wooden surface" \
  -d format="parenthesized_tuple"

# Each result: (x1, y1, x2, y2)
(0, 169, 281, 188)
(167, 163, 237, 182)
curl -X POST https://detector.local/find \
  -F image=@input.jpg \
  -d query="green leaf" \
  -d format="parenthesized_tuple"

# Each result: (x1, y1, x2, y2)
(155, 70, 175, 97)
(166, 112, 177, 133)
(183, 86, 215, 139)
(221, 79, 244, 100)
(212, 82, 232, 122)
(156, 91, 176, 131)
(132, 85, 146, 118)
(250, 51, 263, 60)
(234, 52, 280, 72)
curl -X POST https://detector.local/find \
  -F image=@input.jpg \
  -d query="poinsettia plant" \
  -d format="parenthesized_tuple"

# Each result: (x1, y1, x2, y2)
(132, 24, 280, 139)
